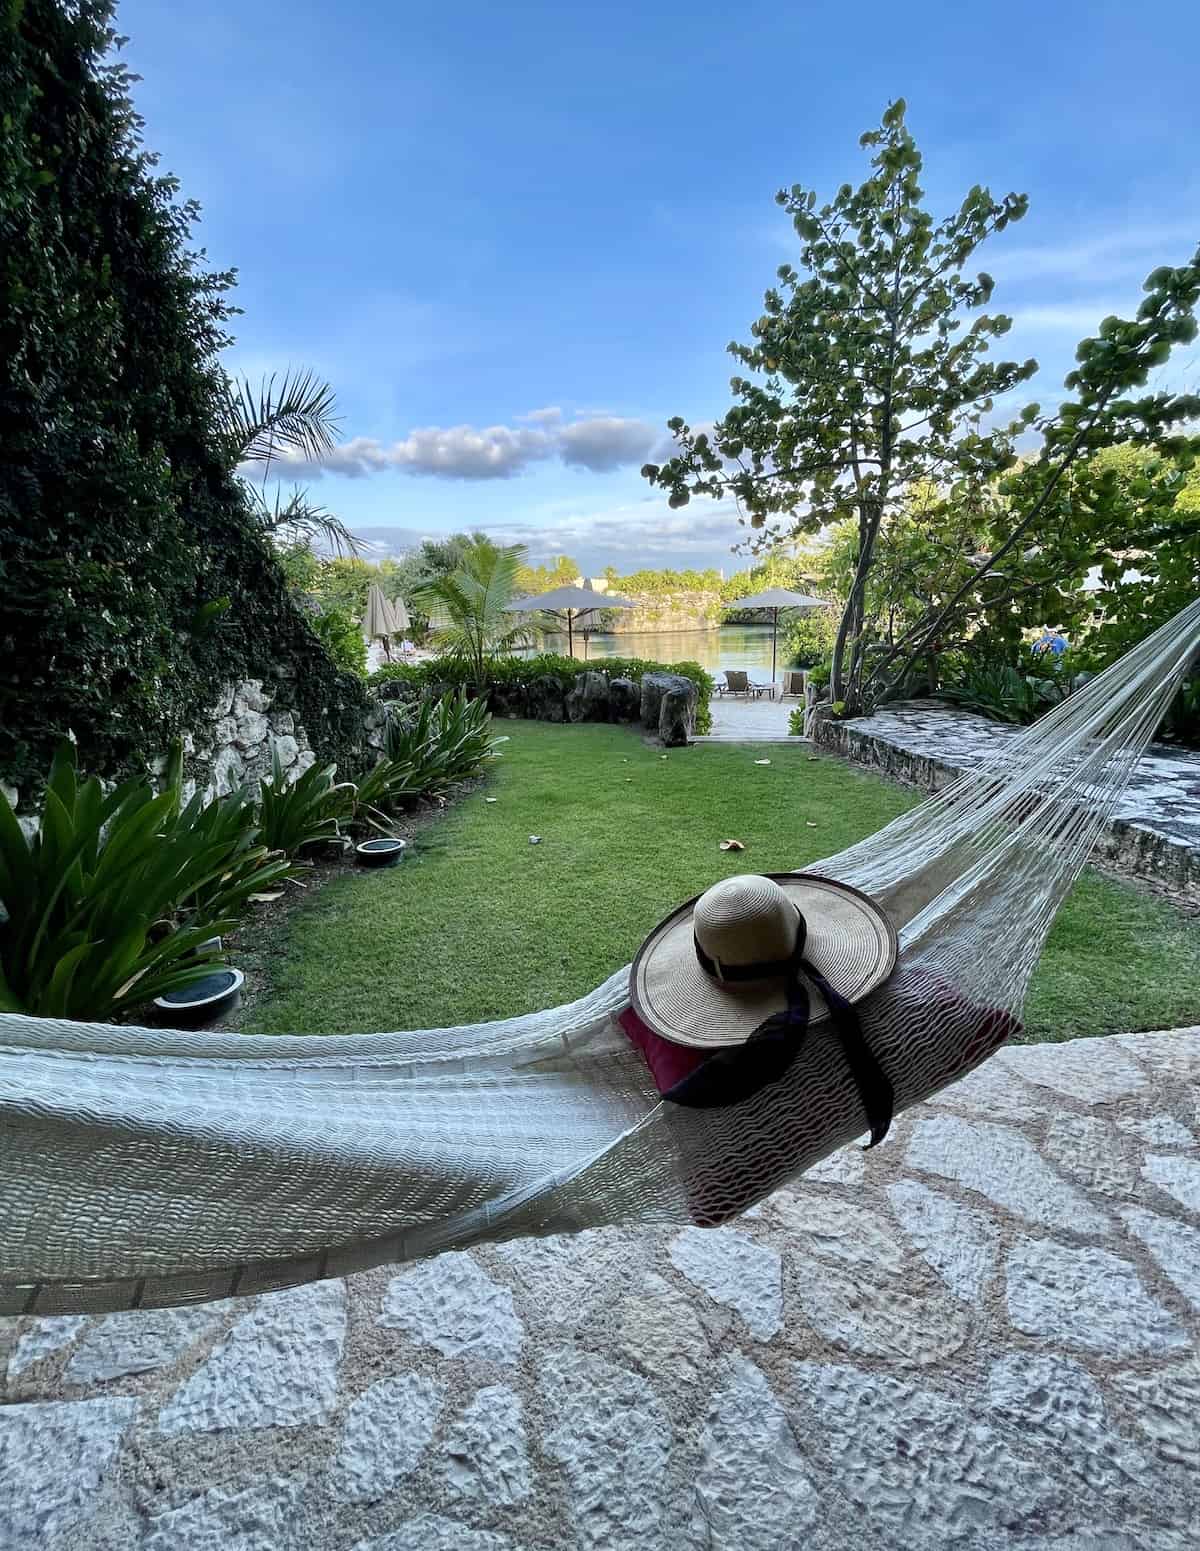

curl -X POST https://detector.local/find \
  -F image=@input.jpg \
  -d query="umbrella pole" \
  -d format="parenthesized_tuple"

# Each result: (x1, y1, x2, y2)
(771, 608, 778, 686)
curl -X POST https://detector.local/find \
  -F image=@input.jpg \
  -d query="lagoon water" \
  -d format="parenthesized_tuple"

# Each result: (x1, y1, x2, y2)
(534, 624, 784, 681)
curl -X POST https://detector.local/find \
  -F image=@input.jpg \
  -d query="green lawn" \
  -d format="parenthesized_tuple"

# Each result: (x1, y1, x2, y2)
(246, 721, 1200, 1042)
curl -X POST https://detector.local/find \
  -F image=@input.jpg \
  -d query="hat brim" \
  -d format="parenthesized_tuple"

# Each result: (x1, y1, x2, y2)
(630, 873, 897, 1050)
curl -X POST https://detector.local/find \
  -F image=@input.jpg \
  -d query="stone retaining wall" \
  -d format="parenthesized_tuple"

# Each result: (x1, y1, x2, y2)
(1, 676, 360, 839)
(816, 700, 1200, 895)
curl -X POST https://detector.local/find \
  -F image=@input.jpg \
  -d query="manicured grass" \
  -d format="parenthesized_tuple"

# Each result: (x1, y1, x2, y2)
(246, 721, 1200, 1042)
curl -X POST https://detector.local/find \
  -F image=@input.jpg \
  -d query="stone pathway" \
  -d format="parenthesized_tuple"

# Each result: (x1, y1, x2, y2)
(820, 699, 1200, 893)
(2, 1027, 1198, 1550)
(702, 691, 796, 740)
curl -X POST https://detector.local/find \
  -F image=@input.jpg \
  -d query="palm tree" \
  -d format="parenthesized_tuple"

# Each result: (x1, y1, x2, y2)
(219, 368, 363, 555)
(412, 538, 533, 689)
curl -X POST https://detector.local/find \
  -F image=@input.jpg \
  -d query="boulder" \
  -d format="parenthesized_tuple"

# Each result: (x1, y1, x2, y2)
(659, 686, 695, 747)
(641, 671, 696, 732)
(608, 677, 640, 722)
(269, 710, 296, 737)
(528, 674, 568, 723)
(489, 681, 530, 719)
(374, 678, 419, 705)
(566, 671, 610, 723)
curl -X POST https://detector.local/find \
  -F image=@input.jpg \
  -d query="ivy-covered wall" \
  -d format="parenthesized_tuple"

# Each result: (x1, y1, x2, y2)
(0, 0, 369, 795)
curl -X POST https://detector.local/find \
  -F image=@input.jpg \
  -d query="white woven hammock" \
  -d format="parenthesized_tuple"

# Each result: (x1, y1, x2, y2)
(2, 601, 1198, 1315)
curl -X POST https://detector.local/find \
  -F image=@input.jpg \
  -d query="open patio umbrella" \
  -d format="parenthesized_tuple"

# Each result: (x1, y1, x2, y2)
(726, 586, 828, 684)
(363, 582, 406, 658)
(506, 584, 635, 658)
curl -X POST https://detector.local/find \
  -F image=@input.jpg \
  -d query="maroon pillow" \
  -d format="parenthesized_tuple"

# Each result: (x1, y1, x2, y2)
(619, 1006, 708, 1093)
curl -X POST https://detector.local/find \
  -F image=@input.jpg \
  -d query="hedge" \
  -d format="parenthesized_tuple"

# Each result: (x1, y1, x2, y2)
(0, 0, 369, 794)
(371, 654, 715, 734)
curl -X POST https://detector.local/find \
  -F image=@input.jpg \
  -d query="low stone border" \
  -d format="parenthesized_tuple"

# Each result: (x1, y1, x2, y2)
(817, 700, 1200, 895)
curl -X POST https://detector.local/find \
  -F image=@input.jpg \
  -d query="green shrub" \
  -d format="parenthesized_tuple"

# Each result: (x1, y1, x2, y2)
(370, 654, 715, 734)
(165, 779, 291, 926)
(257, 750, 355, 856)
(383, 690, 505, 795)
(788, 706, 806, 736)
(0, 742, 286, 1020)
(308, 606, 368, 678)
(785, 609, 838, 667)
(938, 655, 1069, 725)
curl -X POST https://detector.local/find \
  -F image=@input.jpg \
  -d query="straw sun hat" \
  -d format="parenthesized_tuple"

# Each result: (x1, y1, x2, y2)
(631, 872, 897, 1050)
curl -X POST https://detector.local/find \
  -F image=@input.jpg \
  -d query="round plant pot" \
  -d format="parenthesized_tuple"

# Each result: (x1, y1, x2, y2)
(355, 837, 406, 868)
(154, 967, 244, 1026)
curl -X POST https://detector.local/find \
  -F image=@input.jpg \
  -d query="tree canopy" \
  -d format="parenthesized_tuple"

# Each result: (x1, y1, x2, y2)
(644, 101, 1200, 713)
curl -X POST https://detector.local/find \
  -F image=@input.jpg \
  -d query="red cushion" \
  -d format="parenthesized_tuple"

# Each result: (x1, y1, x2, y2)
(618, 1006, 708, 1093)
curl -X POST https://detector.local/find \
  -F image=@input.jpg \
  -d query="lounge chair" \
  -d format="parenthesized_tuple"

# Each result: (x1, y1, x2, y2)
(781, 669, 808, 699)
(723, 670, 752, 698)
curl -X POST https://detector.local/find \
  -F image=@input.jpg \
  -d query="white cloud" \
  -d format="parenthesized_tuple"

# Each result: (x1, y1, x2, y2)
(352, 497, 749, 574)
(1009, 302, 1130, 332)
(992, 225, 1196, 286)
(263, 411, 661, 482)
(557, 416, 658, 471)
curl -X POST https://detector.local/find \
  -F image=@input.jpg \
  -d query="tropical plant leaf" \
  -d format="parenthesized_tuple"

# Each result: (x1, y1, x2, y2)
(221, 367, 340, 471)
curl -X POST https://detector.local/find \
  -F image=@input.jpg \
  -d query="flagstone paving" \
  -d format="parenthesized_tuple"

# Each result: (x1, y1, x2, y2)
(2, 1027, 1198, 1550)
(819, 699, 1200, 893)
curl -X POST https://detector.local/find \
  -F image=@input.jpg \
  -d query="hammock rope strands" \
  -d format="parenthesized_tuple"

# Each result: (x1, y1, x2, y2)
(2, 600, 1199, 1315)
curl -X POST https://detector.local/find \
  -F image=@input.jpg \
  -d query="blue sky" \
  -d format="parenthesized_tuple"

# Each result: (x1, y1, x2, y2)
(121, 0, 1200, 573)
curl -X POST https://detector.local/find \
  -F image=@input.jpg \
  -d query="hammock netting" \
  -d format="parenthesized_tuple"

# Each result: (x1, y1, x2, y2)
(2, 600, 1198, 1315)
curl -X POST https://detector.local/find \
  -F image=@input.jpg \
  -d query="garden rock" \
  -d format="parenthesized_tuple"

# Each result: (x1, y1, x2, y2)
(375, 679, 419, 705)
(608, 677, 640, 721)
(527, 675, 567, 723)
(566, 672, 610, 723)
(640, 671, 695, 733)
(488, 682, 530, 719)
(659, 685, 697, 747)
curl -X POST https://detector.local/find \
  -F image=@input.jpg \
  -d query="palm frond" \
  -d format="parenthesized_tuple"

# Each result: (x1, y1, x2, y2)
(411, 538, 529, 684)
(245, 484, 365, 556)
(221, 368, 341, 472)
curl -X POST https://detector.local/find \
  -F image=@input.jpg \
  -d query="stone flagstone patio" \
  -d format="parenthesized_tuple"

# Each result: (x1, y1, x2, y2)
(2, 1027, 1198, 1550)
(818, 700, 1200, 894)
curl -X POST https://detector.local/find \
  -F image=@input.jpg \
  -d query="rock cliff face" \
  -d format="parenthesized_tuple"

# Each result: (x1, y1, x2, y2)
(601, 591, 723, 634)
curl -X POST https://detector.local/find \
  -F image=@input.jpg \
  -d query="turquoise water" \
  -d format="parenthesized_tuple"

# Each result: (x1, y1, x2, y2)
(533, 625, 785, 682)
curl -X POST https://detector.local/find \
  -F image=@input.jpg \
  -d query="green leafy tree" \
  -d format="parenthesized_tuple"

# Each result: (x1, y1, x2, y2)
(644, 100, 1200, 713)
(412, 538, 533, 689)
(515, 554, 581, 595)
(308, 605, 368, 678)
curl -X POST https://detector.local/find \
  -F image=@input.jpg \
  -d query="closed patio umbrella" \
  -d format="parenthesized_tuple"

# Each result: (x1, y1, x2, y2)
(726, 587, 828, 685)
(363, 582, 405, 657)
(506, 584, 635, 659)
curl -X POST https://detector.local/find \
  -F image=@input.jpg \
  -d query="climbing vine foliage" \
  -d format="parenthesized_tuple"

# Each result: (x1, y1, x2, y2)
(0, 0, 367, 793)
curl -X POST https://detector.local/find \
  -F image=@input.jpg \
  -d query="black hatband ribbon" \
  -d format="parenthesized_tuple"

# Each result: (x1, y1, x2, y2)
(663, 905, 894, 1145)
